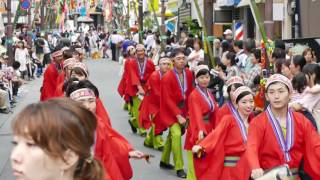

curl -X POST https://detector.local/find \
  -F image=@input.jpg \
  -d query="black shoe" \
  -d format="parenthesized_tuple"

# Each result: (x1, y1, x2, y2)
(159, 161, 174, 170)
(176, 170, 187, 178)
(0, 108, 10, 114)
(156, 146, 164, 151)
(128, 120, 137, 133)
(139, 132, 147, 137)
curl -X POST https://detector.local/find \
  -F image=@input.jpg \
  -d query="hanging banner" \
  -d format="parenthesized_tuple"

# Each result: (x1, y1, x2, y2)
(0, 0, 6, 13)
(148, 0, 158, 12)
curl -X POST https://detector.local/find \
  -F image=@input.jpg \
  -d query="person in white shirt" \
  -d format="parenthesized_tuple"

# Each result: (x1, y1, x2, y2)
(187, 39, 204, 71)
(110, 31, 125, 61)
(43, 38, 51, 66)
(133, 32, 140, 44)
(14, 41, 28, 79)
(144, 30, 155, 51)
(233, 40, 248, 72)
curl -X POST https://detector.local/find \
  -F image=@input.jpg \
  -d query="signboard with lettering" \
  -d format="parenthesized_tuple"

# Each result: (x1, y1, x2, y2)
(0, 0, 6, 13)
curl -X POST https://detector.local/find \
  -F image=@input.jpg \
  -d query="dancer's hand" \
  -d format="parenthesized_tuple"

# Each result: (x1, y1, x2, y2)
(129, 150, 144, 159)
(198, 131, 205, 141)
(192, 145, 202, 154)
(251, 168, 264, 179)
(176, 115, 186, 125)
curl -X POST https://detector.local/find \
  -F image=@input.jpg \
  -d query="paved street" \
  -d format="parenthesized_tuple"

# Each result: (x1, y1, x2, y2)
(0, 59, 186, 179)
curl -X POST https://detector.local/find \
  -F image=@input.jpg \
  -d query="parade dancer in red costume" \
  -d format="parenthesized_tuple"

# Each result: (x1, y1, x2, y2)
(192, 86, 254, 180)
(159, 48, 194, 178)
(66, 80, 149, 180)
(126, 44, 155, 136)
(40, 50, 63, 101)
(55, 58, 78, 97)
(215, 76, 244, 126)
(247, 74, 320, 179)
(139, 56, 171, 150)
(118, 46, 136, 111)
(184, 65, 219, 179)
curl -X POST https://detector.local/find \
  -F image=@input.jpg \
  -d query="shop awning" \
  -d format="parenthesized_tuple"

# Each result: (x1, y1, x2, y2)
(77, 16, 94, 22)
(237, 0, 264, 7)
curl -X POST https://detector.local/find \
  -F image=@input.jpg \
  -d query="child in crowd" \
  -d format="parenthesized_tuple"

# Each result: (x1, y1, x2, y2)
(290, 72, 318, 129)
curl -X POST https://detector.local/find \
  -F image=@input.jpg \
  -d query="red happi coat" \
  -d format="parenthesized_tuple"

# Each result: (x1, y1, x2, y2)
(215, 102, 254, 128)
(195, 115, 251, 180)
(96, 97, 112, 127)
(95, 116, 133, 180)
(184, 88, 218, 150)
(117, 58, 133, 102)
(40, 62, 60, 101)
(94, 120, 123, 180)
(246, 111, 320, 179)
(126, 58, 155, 97)
(54, 72, 65, 97)
(139, 70, 166, 134)
(159, 69, 194, 131)
(214, 102, 231, 127)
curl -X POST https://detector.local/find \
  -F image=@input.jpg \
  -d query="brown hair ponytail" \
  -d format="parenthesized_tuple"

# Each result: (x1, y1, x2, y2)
(74, 158, 105, 180)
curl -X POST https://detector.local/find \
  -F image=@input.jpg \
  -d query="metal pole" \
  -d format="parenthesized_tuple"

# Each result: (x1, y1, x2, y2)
(160, 0, 166, 51)
(264, 0, 273, 39)
(6, 0, 14, 65)
(204, 0, 214, 68)
(138, 0, 143, 43)
(40, 0, 45, 30)
(27, 7, 32, 46)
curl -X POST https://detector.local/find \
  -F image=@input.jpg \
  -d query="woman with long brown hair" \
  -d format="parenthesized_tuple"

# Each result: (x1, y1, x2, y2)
(11, 98, 105, 180)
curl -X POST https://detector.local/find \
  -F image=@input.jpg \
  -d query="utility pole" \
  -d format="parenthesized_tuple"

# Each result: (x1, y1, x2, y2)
(6, 0, 14, 65)
(264, 0, 273, 39)
(203, 0, 214, 68)
(160, 0, 166, 51)
(27, 6, 32, 46)
(40, 0, 45, 30)
(138, 0, 143, 43)
(194, 0, 215, 67)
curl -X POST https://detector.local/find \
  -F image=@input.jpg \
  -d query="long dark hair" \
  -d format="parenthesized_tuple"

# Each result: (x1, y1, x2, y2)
(302, 64, 320, 85)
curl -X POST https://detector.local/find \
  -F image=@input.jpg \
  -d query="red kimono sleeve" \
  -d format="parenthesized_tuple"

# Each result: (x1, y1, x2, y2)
(138, 94, 151, 129)
(160, 76, 181, 121)
(117, 59, 130, 97)
(95, 122, 126, 180)
(194, 115, 230, 180)
(199, 115, 230, 153)
(148, 71, 161, 115)
(40, 63, 59, 101)
(245, 114, 266, 170)
(96, 98, 112, 127)
(214, 103, 231, 127)
(97, 116, 133, 179)
(186, 91, 208, 149)
(302, 117, 320, 178)
(106, 130, 133, 180)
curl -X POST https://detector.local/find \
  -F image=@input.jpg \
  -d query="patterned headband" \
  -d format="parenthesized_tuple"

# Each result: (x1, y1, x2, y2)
(233, 86, 253, 102)
(266, 74, 293, 93)
(226, 76, 244, 87)
(52, 50, 63, 58)
(194, 65, 209, 77)
(70, 88, 95, 101)
(72, 62, 89, 77)
(63, 58, 78, 69)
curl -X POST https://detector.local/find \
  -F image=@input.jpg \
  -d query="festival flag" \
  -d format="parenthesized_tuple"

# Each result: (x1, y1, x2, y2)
(148, 0, 158, 12)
